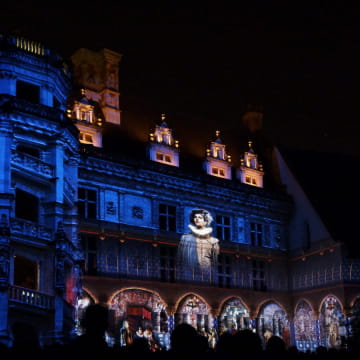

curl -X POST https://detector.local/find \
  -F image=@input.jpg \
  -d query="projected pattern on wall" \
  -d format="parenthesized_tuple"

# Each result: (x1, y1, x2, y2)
(294, 300, 317, 351)
(319, 296, 346, 348)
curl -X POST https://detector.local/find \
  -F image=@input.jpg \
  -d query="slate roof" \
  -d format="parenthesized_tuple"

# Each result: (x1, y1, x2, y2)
(278, 144, 360, 257)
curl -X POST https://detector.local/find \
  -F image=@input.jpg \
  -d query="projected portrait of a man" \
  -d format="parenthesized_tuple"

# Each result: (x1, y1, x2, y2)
(177, 209, 219, 270)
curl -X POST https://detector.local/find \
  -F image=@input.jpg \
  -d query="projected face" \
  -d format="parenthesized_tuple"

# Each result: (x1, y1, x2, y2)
(193, 213, 206, 229)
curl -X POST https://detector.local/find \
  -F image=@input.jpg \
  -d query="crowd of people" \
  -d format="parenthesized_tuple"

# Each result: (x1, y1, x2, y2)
(1, 304, 359, 359)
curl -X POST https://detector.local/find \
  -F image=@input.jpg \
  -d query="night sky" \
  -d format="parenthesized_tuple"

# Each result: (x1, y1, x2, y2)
(1, 2, 360, 157)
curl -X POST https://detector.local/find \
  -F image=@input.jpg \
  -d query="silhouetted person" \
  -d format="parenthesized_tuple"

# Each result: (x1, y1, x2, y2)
(315, 345, 328, 360)
(287, 345, 301, 360)
(71, 303, 110, 356)
(234, 329, 263, 357)
(127, 336, 152, 354)
(215, 331, 234, 354)
(169, 323, 208, 355)
(265, 335, 287, 360)
(10, 322, 41, 356)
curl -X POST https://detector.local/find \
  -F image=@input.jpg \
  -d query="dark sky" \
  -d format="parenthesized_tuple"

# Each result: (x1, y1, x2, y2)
(1, 2, 360, 157)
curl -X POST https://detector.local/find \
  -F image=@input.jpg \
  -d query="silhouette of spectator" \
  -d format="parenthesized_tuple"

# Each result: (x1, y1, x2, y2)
(287, 345, 301, 360)
(0, 341, 10, 360)
(170, 323, 208, 355)
(234, 329, 263, 356)
(70, 303, 110, 355)
(265, 334, 287, 360)
(10, 322, 41, 356)
(215, 331, 234, 354)
(217, 328, 263, 357)
(127, 336, 152, 354)
(314, 345, 328, 360)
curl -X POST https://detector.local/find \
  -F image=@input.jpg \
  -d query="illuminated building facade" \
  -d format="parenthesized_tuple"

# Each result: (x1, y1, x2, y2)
(1, 34, 360, 351)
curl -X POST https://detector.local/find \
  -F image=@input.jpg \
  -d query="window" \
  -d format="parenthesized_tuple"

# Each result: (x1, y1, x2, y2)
(160, 246, 176, 282)
(250, 222, 263, 246)
(14, 255, 38, 290)
(53, 96, 60, 109)
(78, 188, 97, 219)
(80, 110, 93, 123)
(212, 167, 225, 177)
(81, 234, 98, 275)
(17, 145, 40, 158)
(16, 80, 40, 103)
(159, 204, 176, 231)
(252, 260, 266, 291)
(216, 215, 231, 241)
(79, 132, 93, 144)
(304, 222, 311, 249)
(15, 189, 39, 222)
(156, 152, 172, 163)
(245, 175, 257, 186)
(218, 254, 232, 288)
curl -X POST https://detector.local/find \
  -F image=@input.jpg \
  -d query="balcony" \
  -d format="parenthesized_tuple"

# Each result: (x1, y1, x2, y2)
(12, 151, 55, 179)
(11, 218, 52, 242)
(9, 285, 54, 310)
(291, 261, 360, 291)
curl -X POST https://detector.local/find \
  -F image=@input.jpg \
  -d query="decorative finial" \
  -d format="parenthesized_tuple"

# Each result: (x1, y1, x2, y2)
(216, 130, 220, 137)
(161, 113, 166, 121)
(248, 140, 253, 148)
(81, 88, 86, 96)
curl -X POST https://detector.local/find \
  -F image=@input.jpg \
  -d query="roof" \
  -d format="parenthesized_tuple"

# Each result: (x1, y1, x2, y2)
(278, 144, 360, 257)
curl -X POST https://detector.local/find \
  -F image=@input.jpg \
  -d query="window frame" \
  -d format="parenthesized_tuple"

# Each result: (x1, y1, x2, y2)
(158, 203, 177, 232)
(78, 187, 98, 220)
(216, 214, 231, 241)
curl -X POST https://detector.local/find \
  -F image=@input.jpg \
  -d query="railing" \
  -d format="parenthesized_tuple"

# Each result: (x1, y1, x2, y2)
(12, 151, 55, 179)
(292, 261, 360, 290)
(88, 254, 288, 291)
(9, 285, 54, 310)
(16, 36, 45, 56)
(11, 218, 52, 241)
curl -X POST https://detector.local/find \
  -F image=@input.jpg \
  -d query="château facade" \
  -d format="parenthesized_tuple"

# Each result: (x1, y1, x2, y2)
(0, 34, 360, 351)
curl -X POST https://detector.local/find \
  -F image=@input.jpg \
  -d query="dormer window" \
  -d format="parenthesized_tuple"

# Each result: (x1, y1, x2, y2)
(204, 130, 232, 179)
(70, 89, 103, 148)
(237, 140, 264, 188)
(148, 114, 179, 167)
